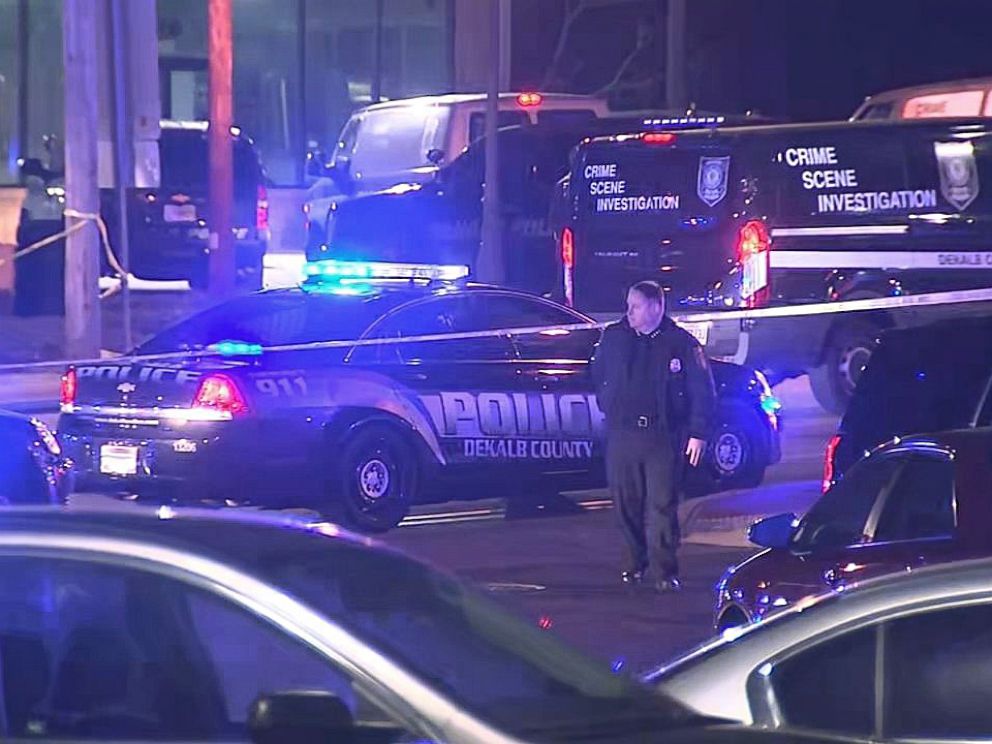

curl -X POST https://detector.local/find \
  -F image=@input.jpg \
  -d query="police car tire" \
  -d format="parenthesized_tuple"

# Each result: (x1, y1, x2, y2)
(809, 320, 879, 415)
(331, 424, 416, 533)
(707, 405, 767, 491)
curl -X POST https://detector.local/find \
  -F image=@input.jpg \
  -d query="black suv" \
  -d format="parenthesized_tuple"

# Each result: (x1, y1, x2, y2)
(823, 315, 992, 490)
(16, 121, 268, 308)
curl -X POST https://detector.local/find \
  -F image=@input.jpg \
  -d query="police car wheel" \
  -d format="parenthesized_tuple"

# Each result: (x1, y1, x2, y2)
(809, 320, 879, 415)
(707, 406, 767, 490)
(332, 425, 416, 533)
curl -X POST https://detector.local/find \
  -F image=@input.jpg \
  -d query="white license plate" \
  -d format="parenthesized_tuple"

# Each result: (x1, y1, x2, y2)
(742, 251, 769, 299)
(163, 204, 197, 223)
(100, 444, 139, 476)
(680, 320, 711, 346)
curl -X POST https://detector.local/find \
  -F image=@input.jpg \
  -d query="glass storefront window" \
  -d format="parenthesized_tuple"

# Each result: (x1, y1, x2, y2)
(153, 0, 452, 186)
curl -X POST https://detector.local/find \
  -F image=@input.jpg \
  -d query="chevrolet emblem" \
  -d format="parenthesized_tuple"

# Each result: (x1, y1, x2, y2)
(117, 382, 136, 394)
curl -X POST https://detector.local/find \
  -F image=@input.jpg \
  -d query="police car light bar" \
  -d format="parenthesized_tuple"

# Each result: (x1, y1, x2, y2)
(304, 259, 470, 282)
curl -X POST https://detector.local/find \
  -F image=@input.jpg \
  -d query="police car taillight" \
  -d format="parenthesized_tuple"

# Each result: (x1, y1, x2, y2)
(256, 184, 270, 232)
(516, 92, 543, 107)
(192, 374, 249, 418)
(642, 132, 677, 145)
(59, 368, 77, 409)
(822, 434, 842, 492)
(736, 219, 771, 307)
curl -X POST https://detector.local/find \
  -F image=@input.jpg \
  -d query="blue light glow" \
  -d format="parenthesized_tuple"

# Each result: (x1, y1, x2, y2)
(760, 394, 782, 415)
(209, 340, 264, 356)
(304, 259, 469, 282)
(611, 657, 626, 673)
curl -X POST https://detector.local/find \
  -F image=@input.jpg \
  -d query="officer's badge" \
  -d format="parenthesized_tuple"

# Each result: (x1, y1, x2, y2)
(935, 141, 980, 211)
(697, 156, 730, 207)
(670, 358, 682, 373)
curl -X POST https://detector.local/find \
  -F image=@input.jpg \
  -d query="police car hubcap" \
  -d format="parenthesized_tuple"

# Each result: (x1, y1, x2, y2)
(359, 459, 390, 499)
(715, 432, 744, 473)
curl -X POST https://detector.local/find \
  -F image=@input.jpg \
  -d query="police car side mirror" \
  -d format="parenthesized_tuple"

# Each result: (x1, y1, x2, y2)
(426, 148, 445, 166)
(248, 691, 357, 744)
(747, 512, 797, 550)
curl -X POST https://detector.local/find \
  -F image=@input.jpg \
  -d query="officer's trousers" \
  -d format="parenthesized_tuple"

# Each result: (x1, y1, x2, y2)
(606, 429, 680, 579)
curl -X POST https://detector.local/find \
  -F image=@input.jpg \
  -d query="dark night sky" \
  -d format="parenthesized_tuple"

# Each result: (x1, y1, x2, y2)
(511, 0, 992, 121)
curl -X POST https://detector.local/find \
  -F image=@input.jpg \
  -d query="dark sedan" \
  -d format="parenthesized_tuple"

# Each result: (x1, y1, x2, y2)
(715, 427, 992, 631)
(0, 410, 72, 505)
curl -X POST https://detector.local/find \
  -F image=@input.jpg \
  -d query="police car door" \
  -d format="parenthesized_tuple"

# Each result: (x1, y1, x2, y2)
(354, 294, 522, 467)
(473, 291, 604, 471)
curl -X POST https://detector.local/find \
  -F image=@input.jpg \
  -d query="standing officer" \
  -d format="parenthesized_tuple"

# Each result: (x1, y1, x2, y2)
(592, 280, 716, 593)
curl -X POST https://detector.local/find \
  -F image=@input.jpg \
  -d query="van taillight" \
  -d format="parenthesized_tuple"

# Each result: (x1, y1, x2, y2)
(642, 132, 677, 145)
(822, 434, 842, 492)
(59, 368, 77, 408)
(736, 219, 771, 307)
(561, 227, 575, 270)
(192, 374, 249, 418)
(256, 184, 270, 232)
(561, 227, 575, 307)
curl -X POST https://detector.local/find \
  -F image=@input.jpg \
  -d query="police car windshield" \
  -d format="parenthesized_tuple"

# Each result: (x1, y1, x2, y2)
(264, 540, 697, 738)
(133, 293, 398, 355)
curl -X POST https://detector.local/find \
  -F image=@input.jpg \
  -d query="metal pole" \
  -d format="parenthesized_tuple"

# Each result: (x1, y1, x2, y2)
(208, 0, 235, 296)
(16, 0, 28, 167)
(372, 0, 385, 103)
(63, 0, 102, 358)
(478, 0, 503, 284)
(666, 0, 687, 110)
(107, 0, 133, 350)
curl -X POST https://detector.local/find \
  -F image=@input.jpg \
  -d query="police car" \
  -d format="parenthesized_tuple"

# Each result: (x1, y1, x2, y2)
(554, 118, 992, 413)
(58, 261, 781, 532)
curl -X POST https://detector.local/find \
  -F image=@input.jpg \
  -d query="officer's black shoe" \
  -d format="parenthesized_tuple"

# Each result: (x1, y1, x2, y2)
(620, 570, 644, 585)
(654, 577, 682, 594)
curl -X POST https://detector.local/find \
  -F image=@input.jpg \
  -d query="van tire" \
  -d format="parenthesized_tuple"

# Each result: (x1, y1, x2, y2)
(809, 320, 879, 415)
(326, 424, 416, 533)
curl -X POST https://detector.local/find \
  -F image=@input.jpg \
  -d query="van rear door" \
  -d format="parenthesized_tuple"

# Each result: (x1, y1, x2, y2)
(570, 135, 739, 315)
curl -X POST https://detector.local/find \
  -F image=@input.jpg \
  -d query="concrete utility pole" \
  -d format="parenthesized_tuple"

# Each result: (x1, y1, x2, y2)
(208, 0, 235, 296)
(107, 0, 133, 350)
(666, 0, 687, 110)
(63, 0, 102, 358)
(477, 0, 504, 284)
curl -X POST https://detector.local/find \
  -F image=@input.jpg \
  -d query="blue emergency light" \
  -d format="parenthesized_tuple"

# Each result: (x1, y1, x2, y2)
(209, 340, 264, 356)
(303, 259, 470, 282)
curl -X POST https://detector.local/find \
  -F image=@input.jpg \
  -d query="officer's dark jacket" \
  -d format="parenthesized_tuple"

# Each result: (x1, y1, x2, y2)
(591, 316, 716, 441)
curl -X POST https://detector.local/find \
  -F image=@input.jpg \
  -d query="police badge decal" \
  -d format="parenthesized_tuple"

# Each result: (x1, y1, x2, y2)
(697, 156, 731, 207)
(935, 141, 980, 211)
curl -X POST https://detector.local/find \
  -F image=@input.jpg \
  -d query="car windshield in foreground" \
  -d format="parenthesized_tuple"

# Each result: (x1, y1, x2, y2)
(259, 534, 697, 740)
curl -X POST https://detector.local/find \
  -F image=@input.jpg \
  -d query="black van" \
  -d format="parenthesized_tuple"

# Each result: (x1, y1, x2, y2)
(554, 118, 992, 412)
(823, 315, 992, 490)
(305, 114, 767, 297)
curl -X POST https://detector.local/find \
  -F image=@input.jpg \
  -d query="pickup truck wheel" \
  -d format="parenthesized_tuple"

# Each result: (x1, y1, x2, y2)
(327, 424, 416, 533)
(809, 320, 879, 415)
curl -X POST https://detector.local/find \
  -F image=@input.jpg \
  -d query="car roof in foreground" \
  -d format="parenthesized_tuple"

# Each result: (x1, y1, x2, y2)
(645, 550, 992, 683)
(0, 505, 391, 573)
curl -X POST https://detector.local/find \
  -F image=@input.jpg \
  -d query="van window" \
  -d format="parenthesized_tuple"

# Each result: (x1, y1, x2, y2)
(468, 111, 529, 143)
(347, 106, 450, 178)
